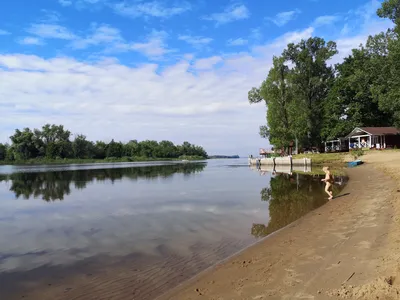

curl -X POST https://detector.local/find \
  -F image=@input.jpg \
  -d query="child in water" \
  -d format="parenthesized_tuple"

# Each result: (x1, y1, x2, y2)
(321, 166, 334, 200)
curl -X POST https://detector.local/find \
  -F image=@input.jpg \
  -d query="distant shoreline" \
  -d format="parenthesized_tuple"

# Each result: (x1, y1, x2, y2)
(0, 156, 207, 166)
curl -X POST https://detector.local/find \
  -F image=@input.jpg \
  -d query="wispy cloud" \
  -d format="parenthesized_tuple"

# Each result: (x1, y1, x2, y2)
(0, 29, 10, 35)
(249, 27, 262, 42)
(267, 9, 301, 27)
(202, 4, 249, 25)
(125, 30, 171, 59)
(58, 0, 72, 7)
(312, 15, 341, 27)
(178, 35, 213, 47)
(113, 1, 191, 18)
(39, 10, 62, 23)
(71, 24, 123, 49)
(27, 24, 77, 40)
(17, 37, 45, 45)
(194, 56, 222, 70)
(227, 38, 248, 46)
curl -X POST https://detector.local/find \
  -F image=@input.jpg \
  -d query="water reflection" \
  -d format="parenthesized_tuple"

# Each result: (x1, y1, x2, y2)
(252, 171, 348, 238)
(0, 163, 206, 201)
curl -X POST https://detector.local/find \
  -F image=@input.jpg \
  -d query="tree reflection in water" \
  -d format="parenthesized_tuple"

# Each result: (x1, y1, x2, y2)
(0, 163, 206, 202)
(252, 172, 348, 238)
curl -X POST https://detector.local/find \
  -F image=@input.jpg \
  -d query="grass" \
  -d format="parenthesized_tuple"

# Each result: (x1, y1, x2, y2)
(0, 156, 207, 166)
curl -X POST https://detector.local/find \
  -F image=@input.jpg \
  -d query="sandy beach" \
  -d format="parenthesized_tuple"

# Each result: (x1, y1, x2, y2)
(159, 151, 400, 300)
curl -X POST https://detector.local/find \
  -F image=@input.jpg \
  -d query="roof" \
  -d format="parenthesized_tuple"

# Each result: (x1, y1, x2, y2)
(359, 127, 400, 135)
(259, 148, 274, 154)
(345, 127, 400, 138)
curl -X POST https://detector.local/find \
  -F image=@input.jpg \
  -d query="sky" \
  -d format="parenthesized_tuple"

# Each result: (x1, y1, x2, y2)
(0, 0, 393, 156)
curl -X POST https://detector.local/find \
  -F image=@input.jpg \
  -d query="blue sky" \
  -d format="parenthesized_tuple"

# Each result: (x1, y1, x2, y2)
(0, 0, 393, 155)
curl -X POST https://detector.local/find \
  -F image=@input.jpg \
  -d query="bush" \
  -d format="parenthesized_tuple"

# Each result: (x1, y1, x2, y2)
(351, 148, 364, 160)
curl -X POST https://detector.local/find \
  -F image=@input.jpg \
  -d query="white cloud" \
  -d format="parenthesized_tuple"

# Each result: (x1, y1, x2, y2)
(0, 29, 10, 35)
(313, 15, 341, 27)
(178, 35, 213, 47)
(17, 37, 45, 46)
(113, 1, 191, 18)
(267, 9, 301, 27)
(193, 56, 222, 70)
(203, 4, 249, 25)
(27, 24, 77, 40)
(126, 30, 171, 58)
(227, 38, 248, 46)
(70, 24, 123, 49)
(59, 0, 72, 6)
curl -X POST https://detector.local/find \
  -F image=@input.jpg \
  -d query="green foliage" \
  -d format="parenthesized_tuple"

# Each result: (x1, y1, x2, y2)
(1, 124, 208, 163)
(251, 1, 400, 148)
(250, 37, 337, 149)
(351, 148, 365, 160)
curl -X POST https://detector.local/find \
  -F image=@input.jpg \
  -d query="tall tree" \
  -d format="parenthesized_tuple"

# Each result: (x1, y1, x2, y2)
(322, 43, 393, 140)
(375, 0, 400, 126)
(283, 37, 338, 147)
(249, 56, 308, 148)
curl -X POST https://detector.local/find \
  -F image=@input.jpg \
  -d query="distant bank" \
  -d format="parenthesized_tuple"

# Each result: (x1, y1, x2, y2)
(208, 155, 240, 159)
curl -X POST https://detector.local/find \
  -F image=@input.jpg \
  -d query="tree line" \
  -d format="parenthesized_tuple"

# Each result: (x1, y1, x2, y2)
(249, 0, 400, 150)
(0, 124, 208, 162)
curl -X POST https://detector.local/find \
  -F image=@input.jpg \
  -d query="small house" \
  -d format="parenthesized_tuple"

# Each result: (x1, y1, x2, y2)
(345, 127, 400, 149)
(324, 138, 349, 153)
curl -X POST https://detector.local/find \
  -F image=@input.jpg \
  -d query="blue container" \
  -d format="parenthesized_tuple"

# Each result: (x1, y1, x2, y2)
(347, 160, 363, 167)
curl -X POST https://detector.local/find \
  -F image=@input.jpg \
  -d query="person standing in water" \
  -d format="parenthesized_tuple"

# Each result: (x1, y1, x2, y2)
(321, 166, 334, 200)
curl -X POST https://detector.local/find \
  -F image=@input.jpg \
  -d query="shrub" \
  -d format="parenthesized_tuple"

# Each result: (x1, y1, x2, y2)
(351, 148, 364, 160)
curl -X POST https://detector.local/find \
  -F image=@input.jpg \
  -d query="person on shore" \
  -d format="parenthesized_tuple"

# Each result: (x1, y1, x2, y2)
(321, 166, 334, 200)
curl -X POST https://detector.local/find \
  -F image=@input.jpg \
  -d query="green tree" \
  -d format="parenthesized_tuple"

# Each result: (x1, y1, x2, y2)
(106, 139, 123, 158)
(375, 0, 400, 126)
(283, 37, 338, 147)
(9, 128, 39, 160)
(249, 56, 308, 149)
(322, 43, 393, 140)
(72, 134, 91, 159)
(0, 143, 6, 160)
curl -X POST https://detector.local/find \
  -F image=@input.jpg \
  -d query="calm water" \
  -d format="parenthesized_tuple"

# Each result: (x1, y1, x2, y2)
(0, 159, 347, 300)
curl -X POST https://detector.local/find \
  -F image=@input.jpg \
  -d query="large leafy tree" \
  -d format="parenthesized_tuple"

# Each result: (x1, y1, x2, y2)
(249, 37, 336, 149)
(322, 42, 393, 140)
(249, 56, 307, 148)
(375, 0, 400, 126)
(283, 37, 337, 147)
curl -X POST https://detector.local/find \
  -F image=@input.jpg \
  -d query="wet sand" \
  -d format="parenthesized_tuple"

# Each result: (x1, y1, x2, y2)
(159, 151, 400, 300)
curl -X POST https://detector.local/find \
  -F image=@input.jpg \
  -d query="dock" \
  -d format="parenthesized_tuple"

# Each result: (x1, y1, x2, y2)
(249, 164, 312, 174)
(248, 156, 311, 168)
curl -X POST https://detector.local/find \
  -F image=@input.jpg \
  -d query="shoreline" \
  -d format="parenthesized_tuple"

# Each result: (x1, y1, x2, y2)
(158, 151, 400, 300)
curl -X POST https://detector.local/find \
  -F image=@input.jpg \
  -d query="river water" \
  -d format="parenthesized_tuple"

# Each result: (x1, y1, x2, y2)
(0, 159, 348, 299)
